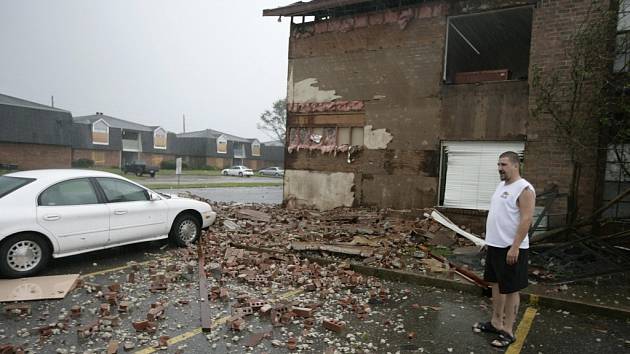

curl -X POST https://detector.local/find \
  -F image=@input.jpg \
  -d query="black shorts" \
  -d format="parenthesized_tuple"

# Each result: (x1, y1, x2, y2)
(483, 246, 528, 294)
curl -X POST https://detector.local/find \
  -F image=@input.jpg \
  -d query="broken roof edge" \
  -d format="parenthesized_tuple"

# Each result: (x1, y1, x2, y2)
(262, 0, 373, 17)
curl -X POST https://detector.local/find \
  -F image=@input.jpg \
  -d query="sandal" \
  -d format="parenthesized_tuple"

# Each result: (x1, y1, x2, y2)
(472, 321, 500, 334)
(491, 330, 516, 348)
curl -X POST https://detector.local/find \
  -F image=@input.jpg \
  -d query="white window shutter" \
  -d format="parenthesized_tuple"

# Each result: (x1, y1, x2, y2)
(442, 141, 525, 210)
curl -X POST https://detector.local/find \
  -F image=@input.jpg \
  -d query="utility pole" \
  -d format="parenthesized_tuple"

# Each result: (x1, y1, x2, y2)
(183, 114, 186, 133)
(51, 96, 54, 107)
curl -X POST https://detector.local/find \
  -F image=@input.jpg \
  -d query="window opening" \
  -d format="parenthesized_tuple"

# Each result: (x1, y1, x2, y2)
(444, 6, 533, 84)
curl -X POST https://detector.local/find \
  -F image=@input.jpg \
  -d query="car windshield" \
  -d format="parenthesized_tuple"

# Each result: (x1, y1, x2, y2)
(0, 176, 35, 198)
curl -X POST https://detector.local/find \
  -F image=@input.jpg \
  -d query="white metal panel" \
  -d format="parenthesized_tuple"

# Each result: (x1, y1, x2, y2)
(442, 141, 525, 210)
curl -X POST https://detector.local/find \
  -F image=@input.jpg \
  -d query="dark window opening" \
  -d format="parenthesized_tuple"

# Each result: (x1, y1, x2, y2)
(444, 7, 533, 84)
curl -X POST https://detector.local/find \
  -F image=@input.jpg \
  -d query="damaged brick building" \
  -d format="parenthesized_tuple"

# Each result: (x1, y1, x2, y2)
(265, 0, 628, 228)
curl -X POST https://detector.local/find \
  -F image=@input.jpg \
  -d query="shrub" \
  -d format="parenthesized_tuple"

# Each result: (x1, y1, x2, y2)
(160, 160, 188, 169)
(72, 158, 94, 168)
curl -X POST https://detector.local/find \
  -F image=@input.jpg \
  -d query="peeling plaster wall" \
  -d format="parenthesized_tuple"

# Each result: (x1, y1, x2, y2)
(288, 68, 342, 104)
(363, 125, 393, 149)
(284, 170, 355, 210)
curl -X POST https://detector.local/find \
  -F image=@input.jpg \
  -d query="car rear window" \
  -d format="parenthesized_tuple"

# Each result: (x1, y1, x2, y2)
(0, 176, 35, 198)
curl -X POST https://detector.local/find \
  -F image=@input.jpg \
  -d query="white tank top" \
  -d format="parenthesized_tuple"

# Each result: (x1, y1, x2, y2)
(485, 178, 535, 249)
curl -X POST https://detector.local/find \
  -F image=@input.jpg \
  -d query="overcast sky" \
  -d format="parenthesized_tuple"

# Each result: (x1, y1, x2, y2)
(0, 1, 290, 141)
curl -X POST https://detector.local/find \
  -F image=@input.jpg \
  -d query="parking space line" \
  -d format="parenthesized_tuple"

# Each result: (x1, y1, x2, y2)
(506, 307, 538, 354)
(133, 288, 304, 354)
(80, 260, 156, 278)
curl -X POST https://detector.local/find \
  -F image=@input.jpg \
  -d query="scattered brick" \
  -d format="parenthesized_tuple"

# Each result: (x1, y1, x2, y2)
(292, 307, 312, 318)
(4, 303, 31, 316)
(106, 340, 118, 354)
(287, 337, 297, 350)
(77, 320, 100, 338)
(70, 305, 82, 318)
(323, 319, 345, 333)
(227, 316, 246, 331)
(99, 303, 111, 317)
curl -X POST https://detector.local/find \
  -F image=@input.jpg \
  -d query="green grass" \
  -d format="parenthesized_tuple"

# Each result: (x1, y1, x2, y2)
(144, 182, 282, 189)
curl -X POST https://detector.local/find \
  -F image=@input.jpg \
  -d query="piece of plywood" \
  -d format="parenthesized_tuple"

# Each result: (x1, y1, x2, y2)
(0, 274, 79, 302)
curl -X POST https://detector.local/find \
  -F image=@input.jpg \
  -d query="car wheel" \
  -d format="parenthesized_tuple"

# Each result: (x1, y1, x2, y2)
(239, 172, 243, 177)
(149, 172, 155, 178)
(169, 213, 201, 246)
(223, 171, 228, 176)
(0, 233, 51, 278)
(273, 172, 279, 177)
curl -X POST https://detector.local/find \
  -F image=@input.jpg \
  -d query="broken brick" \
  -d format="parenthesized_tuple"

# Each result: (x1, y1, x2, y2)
(108, 283, 121, 292)
(4, 303, 31, 316)
(323, 319, 345, 333)
(70, 305, 81, 318)
(158, 335, 170, 348)
(292, 307, 313, 318)
(132, 320, 149, 332)
(118, 301, 130, 313)
(106, 340, 118, 354)
(77, 320, 100, 338)
(99, 303, 111, 317)
(287, 337, 297, 350)
(227, 316, 246, 331)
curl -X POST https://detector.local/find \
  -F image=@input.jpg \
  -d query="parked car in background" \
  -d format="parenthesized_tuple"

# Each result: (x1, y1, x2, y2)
(221, 166, 254, 177)
(122, 160, 159, 177)
(258, 167, 284, 177)
(0, 170, 216, 278)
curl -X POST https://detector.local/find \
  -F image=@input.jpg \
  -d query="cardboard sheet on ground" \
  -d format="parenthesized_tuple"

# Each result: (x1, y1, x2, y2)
(0, 274, 79, 302)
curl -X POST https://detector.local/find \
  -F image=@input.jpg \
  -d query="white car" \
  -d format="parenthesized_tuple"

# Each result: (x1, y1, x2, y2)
(221, 166, 254, 177)
(0, 169, 217, 278)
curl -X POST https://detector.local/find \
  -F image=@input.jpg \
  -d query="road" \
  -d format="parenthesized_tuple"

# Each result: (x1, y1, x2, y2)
(156, 186, 283, 204)
(2, 243, 628, 354)
(139, 174, 281, 185)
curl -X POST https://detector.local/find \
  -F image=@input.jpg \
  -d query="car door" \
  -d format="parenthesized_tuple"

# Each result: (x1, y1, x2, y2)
(95, 177, 168, 245)
(36, 178, 109, 254)
(229, 166, 238, 176)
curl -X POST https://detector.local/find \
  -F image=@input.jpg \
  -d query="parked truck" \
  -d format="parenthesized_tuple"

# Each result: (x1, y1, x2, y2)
(122, 160, 159, 177)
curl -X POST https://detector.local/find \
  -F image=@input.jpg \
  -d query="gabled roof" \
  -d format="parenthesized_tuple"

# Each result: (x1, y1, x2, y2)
(73, 113, 154, 132)
(0, 93, 71, 113)
(177, 129, 253, 143)
(263, 0, 372, 17)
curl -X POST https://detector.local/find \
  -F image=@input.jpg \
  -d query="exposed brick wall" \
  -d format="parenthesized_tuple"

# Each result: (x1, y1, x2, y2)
(72, 149, 120, 168)
(284, 0, 608, 220)
(286, 1, 531, 210)
(0, 142, 71, 169)
(526, 0, 609, 218)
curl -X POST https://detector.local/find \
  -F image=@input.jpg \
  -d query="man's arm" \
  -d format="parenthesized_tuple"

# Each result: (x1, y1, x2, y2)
(506, 187, 535, 265)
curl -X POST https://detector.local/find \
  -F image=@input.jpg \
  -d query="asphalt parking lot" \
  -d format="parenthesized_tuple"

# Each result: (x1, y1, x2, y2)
(2, 240, 629, 354)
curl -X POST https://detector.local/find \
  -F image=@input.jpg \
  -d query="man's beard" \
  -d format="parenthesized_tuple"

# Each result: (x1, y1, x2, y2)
(499, 172, 506, 180)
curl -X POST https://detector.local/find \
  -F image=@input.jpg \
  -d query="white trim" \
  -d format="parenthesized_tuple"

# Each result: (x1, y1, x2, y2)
(92, 119, 109, 146)
(153, 127, 167, 150)
(217, 134, 228, 154)
(251, 139, 261, 157)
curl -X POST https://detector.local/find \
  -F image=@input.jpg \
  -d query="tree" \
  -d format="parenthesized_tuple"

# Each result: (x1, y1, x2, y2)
(531, 0, 629, 223)
(257, 98, 287, 143)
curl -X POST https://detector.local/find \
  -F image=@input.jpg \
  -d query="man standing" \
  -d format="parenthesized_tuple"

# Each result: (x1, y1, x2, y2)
(473, 151, 535, 348)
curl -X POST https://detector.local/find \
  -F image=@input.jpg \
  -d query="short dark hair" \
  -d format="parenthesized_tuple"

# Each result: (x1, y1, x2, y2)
(499, 151, 520, 165)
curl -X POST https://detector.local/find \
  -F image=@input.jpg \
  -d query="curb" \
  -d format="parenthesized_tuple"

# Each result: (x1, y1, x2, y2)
(231, 243, 630, 320)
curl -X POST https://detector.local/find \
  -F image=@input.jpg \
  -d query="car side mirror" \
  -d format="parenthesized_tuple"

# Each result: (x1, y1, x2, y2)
(149, 192, 161, 201)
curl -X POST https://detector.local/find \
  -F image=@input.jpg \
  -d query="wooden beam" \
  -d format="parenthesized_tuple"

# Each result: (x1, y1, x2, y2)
(288, 113, 365, 127)
(197, 239, 212, 332)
